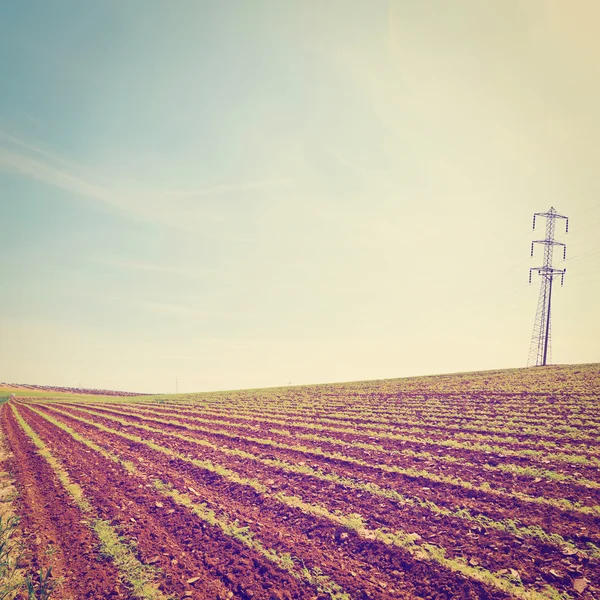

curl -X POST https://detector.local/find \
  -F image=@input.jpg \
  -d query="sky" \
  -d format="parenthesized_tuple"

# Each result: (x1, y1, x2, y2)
(1, 1, 599, 394)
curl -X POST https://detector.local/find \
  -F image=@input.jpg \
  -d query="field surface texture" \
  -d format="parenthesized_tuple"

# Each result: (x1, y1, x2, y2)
(1, 364, 599, 600)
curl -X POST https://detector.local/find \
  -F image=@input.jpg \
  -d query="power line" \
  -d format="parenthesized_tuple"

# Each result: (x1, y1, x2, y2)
(570, 219, 600, 234)
(568, 267, 600, 278)
(569, 278, 600, 286)
(527, 207, 568, 367)
(565, 235, 600, 249)
(565, 248, 600, 264)
(571, 204, 600, 217)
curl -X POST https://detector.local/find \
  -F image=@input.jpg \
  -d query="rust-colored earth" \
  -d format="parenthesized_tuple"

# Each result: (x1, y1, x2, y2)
(2, 364, 598, 599)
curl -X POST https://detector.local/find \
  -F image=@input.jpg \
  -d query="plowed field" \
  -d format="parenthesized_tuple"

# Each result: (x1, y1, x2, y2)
(2, 364, 599, 600)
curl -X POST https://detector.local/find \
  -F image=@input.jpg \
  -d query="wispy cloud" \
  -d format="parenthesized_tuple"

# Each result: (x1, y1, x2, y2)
(140, 301, 211, 318)
(0, 129, 107, 183)
(163, 178, 295, 197)
(111, 260, 197, 278)
(159, 354, 203, 361)
(106, 295, 218, 319)
(0, 131, 294, 234)
(107, 259, 235, 284)
(0, 147, 128, 210)
(19, 111, 42, 126)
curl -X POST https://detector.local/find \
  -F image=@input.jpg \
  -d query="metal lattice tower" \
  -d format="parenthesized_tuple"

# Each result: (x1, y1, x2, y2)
(527, 207, 568, 367)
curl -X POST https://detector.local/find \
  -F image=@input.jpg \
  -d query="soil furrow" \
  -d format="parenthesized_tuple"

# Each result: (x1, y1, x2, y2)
(23, 404, 514, 600)
(32, 403, 596, 600)
(64, 404, 600, 517)
(81, 403, 600, 461)
(116, 402, 600, 446)
(1, 404, 127, 599)
(16, 404, 318, 600)
(96, 403, 600, 492)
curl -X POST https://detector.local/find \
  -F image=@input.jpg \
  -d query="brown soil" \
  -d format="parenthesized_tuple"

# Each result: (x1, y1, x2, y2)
(1, 404, 126, 599)
(90, 402, 600, 499)
(61, 403, 600, 546)
(9, 361, 600, 600)
(23, 403, 514, 600)
(15, 405, 328, 600)
(44, 400, 598, 591)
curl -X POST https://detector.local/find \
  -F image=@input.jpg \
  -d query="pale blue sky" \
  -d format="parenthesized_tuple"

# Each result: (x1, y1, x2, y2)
(1, 1, 599, 392)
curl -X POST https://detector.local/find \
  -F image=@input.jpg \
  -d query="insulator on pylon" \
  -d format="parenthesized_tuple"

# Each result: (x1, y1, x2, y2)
(529, 270, 532, 284)
(530, 242, 534, 256)
(532, 216, 536, 230)
(565, 219, 569, 233)
(563, 247, 566, 260)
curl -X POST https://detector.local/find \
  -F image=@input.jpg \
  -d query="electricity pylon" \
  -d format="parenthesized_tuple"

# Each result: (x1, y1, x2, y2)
(527, 207, 568, 367)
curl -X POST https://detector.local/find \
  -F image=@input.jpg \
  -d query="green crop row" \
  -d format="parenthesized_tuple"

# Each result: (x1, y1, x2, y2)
(123, 385, 599, 420)
(88, 402, 600, 468)
(41, 404, 600, 559)
(24, 406, 350, 600)
(28, 405, 571, 600)
(107, 401, 597, 448)
(61, 404, 600, 517)
(130, 400, 599, 443)
(121, 402, 600, 462)
(62, 393, 600, 445)
(85, 402, 600, 491)
(10, 405, 167, 600)
(88, 396, 600, 433)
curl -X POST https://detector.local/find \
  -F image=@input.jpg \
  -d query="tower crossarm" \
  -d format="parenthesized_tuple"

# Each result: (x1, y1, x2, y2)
(533, 210, 568, 220)
(529, 266, 566, 284)
(532, 209, 569, 233)
(531, 239, 567, 260)
(532, 240, 565, 246)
